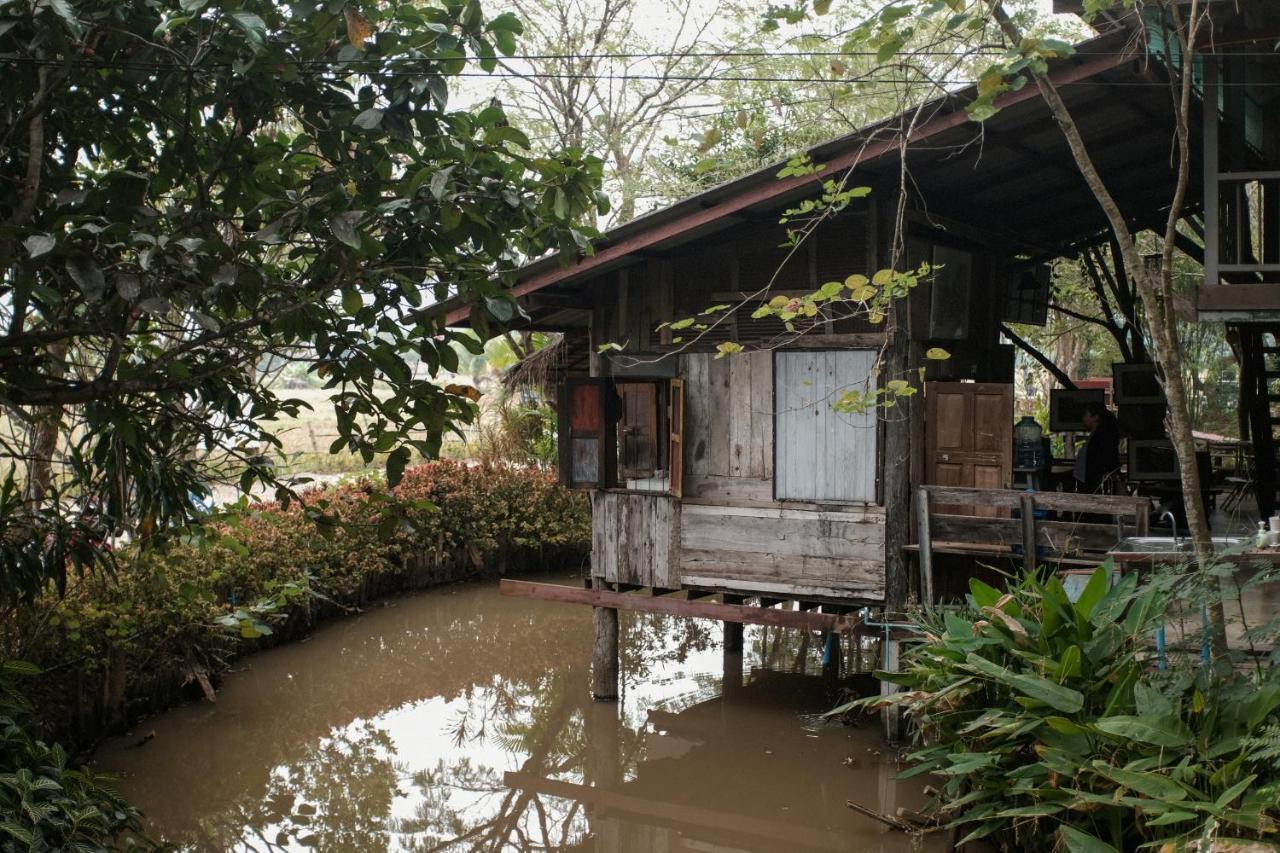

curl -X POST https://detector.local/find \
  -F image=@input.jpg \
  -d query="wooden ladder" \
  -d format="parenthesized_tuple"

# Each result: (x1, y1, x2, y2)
(1237, 324, 1280, 518)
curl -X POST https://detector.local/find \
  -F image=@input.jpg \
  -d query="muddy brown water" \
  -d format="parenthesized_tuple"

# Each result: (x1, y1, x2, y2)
(96, 572, 945, 852)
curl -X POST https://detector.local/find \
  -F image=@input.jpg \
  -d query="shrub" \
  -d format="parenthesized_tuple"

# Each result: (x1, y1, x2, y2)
(0, 662, 143, 851)
(2, 462, 589, 750)
(862, 567, 1280, 851)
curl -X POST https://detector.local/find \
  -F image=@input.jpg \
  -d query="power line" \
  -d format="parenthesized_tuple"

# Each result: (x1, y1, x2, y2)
(4, 55, 1277, 87)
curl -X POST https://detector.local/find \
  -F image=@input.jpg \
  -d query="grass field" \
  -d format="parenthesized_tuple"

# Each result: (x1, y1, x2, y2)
(263, 385, 473, 476)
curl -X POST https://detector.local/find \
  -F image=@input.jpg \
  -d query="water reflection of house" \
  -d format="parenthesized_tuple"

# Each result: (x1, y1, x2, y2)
(508, 672, 940, 853)
(439, 3, 1280, 704)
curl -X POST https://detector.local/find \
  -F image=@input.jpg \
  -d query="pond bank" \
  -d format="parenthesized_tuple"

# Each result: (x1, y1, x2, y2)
(96, 570, 944, 852)
(7, 463, 589, 753)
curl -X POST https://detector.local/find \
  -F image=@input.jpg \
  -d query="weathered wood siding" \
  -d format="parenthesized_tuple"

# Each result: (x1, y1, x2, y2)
(591, 491, 679, 587)
(774, 349, 878, 503)
(679, 504, 886, 600)
(680, 350, 773, 501)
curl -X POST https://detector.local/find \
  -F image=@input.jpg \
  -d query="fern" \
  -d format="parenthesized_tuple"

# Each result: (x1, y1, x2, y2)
(1243, 723, 1280, 766)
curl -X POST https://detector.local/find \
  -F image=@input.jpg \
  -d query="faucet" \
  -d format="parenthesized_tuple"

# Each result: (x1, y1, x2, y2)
(1161, 510, 1180, 545)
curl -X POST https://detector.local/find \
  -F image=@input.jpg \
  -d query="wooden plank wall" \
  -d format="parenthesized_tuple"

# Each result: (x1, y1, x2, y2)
(680, 504, 886, 600)
(591, 491, 679, 587)
(680, 350, 773, 502)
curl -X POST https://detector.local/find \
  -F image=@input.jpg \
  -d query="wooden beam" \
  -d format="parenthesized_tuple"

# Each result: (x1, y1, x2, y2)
(1205, 283, 1280, 310)
(500, 580, 865, 633)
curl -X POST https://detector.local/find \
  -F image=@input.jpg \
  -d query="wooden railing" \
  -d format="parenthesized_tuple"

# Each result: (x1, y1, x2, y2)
(913, 485, 1152, 604)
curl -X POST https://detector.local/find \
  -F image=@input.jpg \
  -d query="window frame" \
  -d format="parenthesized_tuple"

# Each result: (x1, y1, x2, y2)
(557, 376, 684, 497)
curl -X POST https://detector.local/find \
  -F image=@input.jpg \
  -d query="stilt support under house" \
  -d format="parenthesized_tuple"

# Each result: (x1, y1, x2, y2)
(592, 605, 620, 702)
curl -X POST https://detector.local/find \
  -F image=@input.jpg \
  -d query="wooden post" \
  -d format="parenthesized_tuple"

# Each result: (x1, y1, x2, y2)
(881, 636, 902, 743)
(916, 486, 934, 605)
(881, 196, 912, 612)
(592, 605, 620, 702)
(1203, 56, 1219, 285)
(722, 594, 745, 654)
(1020, 492, 1037, 574)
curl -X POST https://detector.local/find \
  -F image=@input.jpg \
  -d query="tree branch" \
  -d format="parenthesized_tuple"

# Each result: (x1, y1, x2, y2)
(1001, 323, 1077, 390)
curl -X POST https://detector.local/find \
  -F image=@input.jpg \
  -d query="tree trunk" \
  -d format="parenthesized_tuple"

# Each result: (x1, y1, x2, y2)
(23, 342, 67, 503)
(989, 0, 1228, 658)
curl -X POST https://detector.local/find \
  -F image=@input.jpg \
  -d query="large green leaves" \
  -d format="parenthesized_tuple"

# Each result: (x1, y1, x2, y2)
(1093, 714, 1192, 748)
(1057, 826, 1118, 853)
(863, 563, 1280, 852)
(962, 653, 1084, 713)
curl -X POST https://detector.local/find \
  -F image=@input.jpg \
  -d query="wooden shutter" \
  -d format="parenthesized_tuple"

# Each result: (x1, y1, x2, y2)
(616, 382, 658, 479)
(557, 379, 615, 489)
(774, 350, 878, 503)
(669, 378, 684, 498)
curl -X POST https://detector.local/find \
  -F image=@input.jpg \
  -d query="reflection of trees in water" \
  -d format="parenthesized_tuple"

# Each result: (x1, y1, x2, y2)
(178, 721, 399, 852)
(132, 588, 742, 852)
(621, 612, 716, 682)
(387, 666, 586, 852)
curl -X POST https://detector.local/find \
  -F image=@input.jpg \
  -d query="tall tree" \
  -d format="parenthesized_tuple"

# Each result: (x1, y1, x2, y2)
(0, 0, 604, 604)
(498, 0, 754, 222)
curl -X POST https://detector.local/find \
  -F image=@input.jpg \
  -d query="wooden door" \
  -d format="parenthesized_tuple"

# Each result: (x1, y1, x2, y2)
(925, 382, 1013, 516)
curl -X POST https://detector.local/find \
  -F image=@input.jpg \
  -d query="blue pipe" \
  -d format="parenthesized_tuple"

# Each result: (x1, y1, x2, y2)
(1201, 604, 1211, 668)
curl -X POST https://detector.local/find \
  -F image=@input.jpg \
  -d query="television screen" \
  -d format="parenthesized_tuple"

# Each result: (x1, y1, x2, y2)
(1128, 439, 1180, 481)
(1049, 388, 1107, 432)
(1113, 363, 1163, 404)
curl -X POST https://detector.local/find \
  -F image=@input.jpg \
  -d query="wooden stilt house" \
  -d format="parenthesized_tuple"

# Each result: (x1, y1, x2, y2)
(443, 2, 1280, 700)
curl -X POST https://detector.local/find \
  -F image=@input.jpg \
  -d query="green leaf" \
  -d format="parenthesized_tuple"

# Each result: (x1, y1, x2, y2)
(963, 653, 1084, 713)
(485, 296, 515, 322)
(969, 577, 1001, 609)
(226, 10, 267, 50)
(1, 659, 40, 676)
(1089, 761, 1188, 801)
(329, 211, 363, 249)
(23, 234, 56, 258)
(1073, 565, 1109, 621)
(1057, 825, 1119, 853)
(386, 447, 411, 488)
(1214, 774, 1257, 810)
(1133, 682, 1173, 716)
(65, 256, 106, 301)
(353, 108, 385, 130)
(341, 290, 363, 315)
(45, 0, 83, 37)
(1092, 714, 1192, 748)
(1055, 645, 1082, 680)
(875, 35, 904, 64)
(429, 167, 454, 201)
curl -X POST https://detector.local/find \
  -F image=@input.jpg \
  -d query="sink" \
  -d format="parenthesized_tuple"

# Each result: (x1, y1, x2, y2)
(1110, 536, 1251, 556)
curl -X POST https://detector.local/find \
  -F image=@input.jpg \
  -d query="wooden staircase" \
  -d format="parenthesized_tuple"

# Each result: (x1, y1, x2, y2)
(1237, 324, 1280, 518)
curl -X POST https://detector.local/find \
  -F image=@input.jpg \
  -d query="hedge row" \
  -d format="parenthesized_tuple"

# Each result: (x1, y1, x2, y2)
(2, 461, 590, 749)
